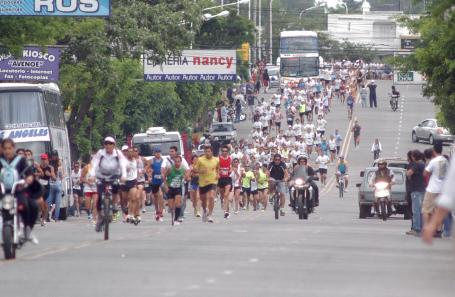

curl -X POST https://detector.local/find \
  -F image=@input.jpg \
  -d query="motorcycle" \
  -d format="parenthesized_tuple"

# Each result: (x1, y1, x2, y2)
(374, 181, 392, 221)
(290, 178, 313, 220)
(1, 181, 27, 260)
(389, 94, 399, 112)
(228, 105, 247, 123)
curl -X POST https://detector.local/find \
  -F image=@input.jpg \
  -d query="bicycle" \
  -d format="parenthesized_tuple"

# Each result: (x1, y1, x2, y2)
(269, 179, 281, 220)
(98, 175, 120, 240)
(338, 174, 345, 198)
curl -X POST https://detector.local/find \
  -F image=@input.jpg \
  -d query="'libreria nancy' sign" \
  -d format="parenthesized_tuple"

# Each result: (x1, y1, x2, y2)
(144, 50, 237, 82)
(0, 0, 110, 17)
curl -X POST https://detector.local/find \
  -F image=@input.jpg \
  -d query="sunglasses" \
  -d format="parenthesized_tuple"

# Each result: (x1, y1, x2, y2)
(104, 142, 115, 145)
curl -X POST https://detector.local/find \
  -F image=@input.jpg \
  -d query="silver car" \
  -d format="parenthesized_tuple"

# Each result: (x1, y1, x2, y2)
(209, 122, 237, 144)
(266, 67, 280, 88)
(412, 118, 454, 144)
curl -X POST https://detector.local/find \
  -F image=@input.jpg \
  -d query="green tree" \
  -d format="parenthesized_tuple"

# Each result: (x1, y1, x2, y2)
(395, 0, 455, 133)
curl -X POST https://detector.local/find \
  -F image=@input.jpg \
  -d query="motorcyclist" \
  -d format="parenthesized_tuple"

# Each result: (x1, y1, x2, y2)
(0, 138, 43, 244)
(369, 159, 396, 216)
(390, 85, 400, 107)
(290, 156, 319, 207)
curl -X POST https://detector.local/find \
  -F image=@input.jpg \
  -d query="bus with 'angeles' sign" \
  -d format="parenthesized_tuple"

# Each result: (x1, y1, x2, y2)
(0, 83, 72, 219)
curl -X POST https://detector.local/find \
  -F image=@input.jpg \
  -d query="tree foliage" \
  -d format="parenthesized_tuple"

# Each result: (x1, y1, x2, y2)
(395, 0, 455, 133)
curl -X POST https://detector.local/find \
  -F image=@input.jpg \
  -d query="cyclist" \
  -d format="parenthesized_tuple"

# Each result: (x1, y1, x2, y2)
(267, 153, 289, 216)
(335, 156, 349, 192)
(163, 155, 189, 225)
(194, 145, 219, 223)
(371, 138, 382, 160)
(90, 136, 127, 232)
(218, 145, 232, 219)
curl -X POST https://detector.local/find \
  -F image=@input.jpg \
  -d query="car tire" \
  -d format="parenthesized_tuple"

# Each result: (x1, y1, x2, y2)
(359, 204, 369, 219)
(412, 132, 418, 143)
(429, 134, 434, 145)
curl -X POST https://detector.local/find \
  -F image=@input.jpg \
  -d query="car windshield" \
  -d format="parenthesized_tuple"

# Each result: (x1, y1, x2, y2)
(280, 57, 319, 78)
(211, 124, 233, 132)
(134, 140, 181, 156)
(367, 170, 404, 184)
(267, 68, 279, 76)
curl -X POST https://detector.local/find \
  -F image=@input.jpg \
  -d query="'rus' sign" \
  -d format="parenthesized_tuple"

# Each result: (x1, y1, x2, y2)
(0, 0, 110, 16)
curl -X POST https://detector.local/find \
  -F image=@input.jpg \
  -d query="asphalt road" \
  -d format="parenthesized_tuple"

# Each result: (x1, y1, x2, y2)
(0, 81, 454, 297)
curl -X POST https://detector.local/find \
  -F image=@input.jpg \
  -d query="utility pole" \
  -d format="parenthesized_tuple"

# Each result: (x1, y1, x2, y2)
(252, 0, 257, 64)
(258, 0, 262, 61)
(269, 0, 273, 64)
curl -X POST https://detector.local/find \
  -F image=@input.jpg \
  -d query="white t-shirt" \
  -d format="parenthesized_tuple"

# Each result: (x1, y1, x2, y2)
(304, 123, 314, 133)
(253, 121, 262, 130)
(260, 115, 269, 127)
(425, 155, 449, 193)
(126, 159, 138, 181)
(304, 132, 314, 145)
(293, 123, 302, 136)
(316, 155, 330, 169)
(230, 168, 241, 187)
(328, 139, 337, 150)
(317, 119, 327, 131)
(231, 151, 243, 161)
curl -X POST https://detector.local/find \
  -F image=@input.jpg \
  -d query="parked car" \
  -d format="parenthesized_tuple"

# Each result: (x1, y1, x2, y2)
(356, 167, 410, 219)
(266, 66, 280, 88)
(208, 122, 237, 145)
(412, 119, 454, 144)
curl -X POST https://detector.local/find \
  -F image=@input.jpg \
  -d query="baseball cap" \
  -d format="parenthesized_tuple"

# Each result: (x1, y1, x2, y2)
(121, 145, 129, 151)
(104, 136, 116, 144)
(40, 153, 49, 160)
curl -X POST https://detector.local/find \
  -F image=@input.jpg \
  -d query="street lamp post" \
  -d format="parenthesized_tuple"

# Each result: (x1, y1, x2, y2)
(269, 0, 273, 64)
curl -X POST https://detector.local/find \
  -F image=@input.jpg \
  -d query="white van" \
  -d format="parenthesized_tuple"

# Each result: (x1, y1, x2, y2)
(132, 127, 184, 159)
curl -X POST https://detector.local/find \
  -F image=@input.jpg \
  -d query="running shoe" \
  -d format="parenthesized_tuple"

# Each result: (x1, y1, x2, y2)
(196, 212, 201, 218)
(280, 209, 285, 216)
(173, 221, 180, 226)
(88, 214, 93, 220)
(207, 216, 214, 223)
(177, 217, 183, 223)
(142, 208, 147, 213)
(202, 210, 208, 222)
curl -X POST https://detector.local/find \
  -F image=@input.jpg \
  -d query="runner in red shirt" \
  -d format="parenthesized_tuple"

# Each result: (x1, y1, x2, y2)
(218, 145, 233, 219)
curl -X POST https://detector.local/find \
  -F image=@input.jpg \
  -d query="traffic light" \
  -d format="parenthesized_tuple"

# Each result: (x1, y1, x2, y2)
(240, 42, 249, 62)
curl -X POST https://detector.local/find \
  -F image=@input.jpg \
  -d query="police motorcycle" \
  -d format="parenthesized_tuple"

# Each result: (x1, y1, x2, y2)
(389, 93, 399, 111)
(289, 177, 313, 220)
(371, 162, 393, 221)
(1, 180, 28, 259)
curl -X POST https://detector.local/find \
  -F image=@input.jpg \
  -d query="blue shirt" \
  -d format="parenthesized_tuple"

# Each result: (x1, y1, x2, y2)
(151, 158, 163, 185)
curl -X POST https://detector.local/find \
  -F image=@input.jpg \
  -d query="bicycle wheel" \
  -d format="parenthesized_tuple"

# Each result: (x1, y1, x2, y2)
(104, 197, 110, 240)
(339, 182, 344, 198)
(273, 193, 279, 220)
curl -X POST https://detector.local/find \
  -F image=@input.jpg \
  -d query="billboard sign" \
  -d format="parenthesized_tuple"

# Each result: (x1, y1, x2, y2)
(144, 50, 237, 82)
(394, 71, 426, 85)
(0, 47, 60, 82)
(0, 0, 110, 17)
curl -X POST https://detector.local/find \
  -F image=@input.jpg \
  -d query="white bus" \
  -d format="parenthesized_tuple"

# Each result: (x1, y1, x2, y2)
(0, 83, 72, 218)
(279, 31, 320, 86)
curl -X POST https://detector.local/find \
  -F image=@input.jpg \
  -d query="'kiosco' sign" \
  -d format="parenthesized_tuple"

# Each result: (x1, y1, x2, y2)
(0, 0, 110, 17)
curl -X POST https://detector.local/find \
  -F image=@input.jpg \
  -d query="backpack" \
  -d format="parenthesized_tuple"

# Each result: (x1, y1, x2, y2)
(0, 156, 22, 192)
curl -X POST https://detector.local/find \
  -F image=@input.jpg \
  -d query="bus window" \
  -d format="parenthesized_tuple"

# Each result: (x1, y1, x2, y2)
(0, 91, 46, 129)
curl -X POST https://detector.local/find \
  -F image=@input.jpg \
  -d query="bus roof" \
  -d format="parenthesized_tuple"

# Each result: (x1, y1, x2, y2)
(280, 31, 317, 38)
(0, 82, 60, 93)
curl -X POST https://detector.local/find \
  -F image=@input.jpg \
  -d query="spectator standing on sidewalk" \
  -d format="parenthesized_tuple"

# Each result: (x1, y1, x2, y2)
(423, 154, 455, 243)
(406, 150, 426, 236)
(367, 80, 377, 108)
(422, 143, 449, 237)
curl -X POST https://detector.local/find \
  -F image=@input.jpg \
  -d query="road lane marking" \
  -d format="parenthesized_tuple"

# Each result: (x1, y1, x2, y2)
(223, 270, 234, 275)
(248, 258, 259, 263)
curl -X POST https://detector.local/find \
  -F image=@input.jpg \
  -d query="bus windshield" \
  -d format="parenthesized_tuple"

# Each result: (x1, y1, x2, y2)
(135, 140, 181, 157)
(0, 91, 46, 129)
(280, 57, 319, 77)
(280, 37, 318, 54)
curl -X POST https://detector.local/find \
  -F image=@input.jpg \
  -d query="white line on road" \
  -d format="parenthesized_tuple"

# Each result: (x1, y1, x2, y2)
(248, 258, 259, 263)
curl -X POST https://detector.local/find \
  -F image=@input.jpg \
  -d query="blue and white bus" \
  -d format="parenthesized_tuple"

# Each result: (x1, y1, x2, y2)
(0, 83, 72, 218)
(279, 31, 320, 87)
